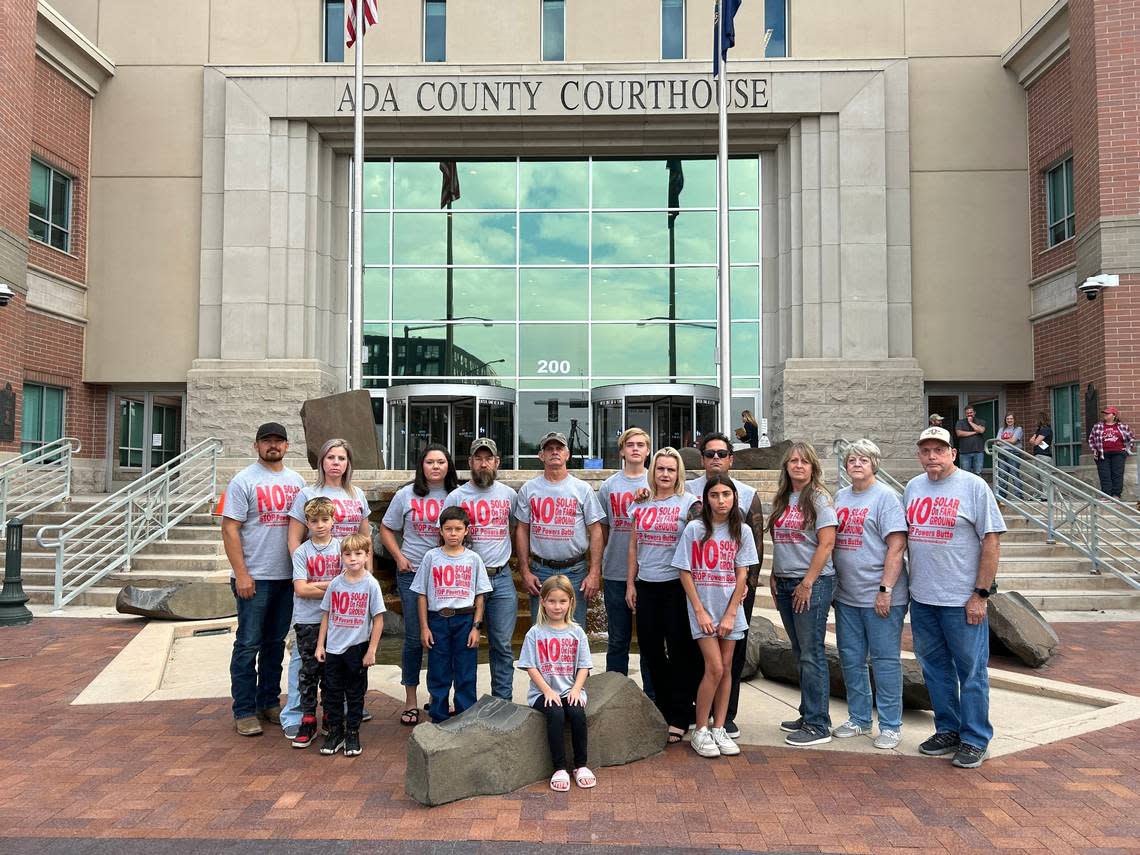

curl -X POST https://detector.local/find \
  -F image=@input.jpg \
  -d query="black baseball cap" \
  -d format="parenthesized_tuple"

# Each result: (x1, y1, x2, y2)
(255, 422, 288, 441)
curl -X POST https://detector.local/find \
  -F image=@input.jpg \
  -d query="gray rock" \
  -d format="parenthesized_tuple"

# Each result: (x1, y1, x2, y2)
(678, 441, 791, 472)
(988, 591, 1059, 668)
(115, 583, 236, 620)
(406, 672, 666, 806)
(743, 614, 931, 710)
(299, 389, 383, 470)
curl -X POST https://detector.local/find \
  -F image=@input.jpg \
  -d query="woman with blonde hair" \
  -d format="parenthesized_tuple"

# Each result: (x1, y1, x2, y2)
(766, 441, 838, 747)
(739, 410, 759, 448)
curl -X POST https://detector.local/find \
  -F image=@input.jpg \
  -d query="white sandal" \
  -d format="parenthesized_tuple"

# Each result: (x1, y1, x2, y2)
(549, 770, 571, 791)
(573, 766, 596, 789)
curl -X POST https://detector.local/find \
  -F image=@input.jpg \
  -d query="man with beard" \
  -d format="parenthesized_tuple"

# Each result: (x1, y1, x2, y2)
(222, 422, 306, 736)
(443, 438, 519, 700)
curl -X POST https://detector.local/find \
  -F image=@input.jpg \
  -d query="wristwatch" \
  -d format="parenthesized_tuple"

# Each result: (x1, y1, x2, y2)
(878, 585, 892, 594)
(972, 587, 990, 599)
(474, 620, 484, 630)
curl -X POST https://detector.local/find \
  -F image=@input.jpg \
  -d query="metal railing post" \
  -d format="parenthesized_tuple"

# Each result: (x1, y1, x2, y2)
(160, 478, 171, 540)
(0, 518, 33, 627)
(1045, 478, 1055, 543)
(124, 500, 134, 572)
(1089, 501, 1100, 574)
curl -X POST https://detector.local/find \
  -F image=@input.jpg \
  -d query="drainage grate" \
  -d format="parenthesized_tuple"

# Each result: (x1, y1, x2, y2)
(192, 627, 232, 637)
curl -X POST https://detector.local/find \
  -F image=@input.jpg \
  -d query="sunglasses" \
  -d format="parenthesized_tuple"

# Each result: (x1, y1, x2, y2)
(701, 449, 732, 459)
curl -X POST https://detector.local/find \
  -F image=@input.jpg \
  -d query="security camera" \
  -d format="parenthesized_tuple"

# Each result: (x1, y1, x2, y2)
(0, 283, 13, 307)
(1078, 273, 1119, 301)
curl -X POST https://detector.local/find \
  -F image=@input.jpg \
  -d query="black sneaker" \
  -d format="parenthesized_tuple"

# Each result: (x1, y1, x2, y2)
(919, 731, 960, 756)
(723, 719, 740, 739)
(779, 716, 804, 733)
(952, 743, 987, 769)
(344, 728, 362, 757)
(784, 725, 832, 747)
(292, 715, 317, 749)
(320, 726, 345, 755)
(320, 712, 330, 736)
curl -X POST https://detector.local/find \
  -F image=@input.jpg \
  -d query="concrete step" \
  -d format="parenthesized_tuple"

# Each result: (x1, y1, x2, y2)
(136, 539, 226, 556)
(1012, 589, 1140, 611)
(998, 571, 1136, 591)
(16, 566, 229, 588)
(24, 585, 122, 608)
(996, 556, 1095, 573)
(21, 511, 218, 528)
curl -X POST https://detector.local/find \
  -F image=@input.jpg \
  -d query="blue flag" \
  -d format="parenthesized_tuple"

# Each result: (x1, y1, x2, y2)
(712, 0, 742, 78)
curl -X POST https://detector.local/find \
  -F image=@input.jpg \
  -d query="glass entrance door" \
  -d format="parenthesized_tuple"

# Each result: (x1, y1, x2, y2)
(387, 384, 517, 470)
(592, 384, 721, 467)
(108, 389, 185, 487)
(408, 403, 448, 466)
(479, 399, 515, 468)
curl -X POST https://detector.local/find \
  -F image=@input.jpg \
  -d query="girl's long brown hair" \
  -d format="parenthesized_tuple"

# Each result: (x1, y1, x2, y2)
(699, 475, 742, 546)
(766, 442, 830, 534)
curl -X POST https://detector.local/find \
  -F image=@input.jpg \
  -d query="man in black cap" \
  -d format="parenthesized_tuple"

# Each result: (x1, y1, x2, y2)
(221, 422, 306, 736)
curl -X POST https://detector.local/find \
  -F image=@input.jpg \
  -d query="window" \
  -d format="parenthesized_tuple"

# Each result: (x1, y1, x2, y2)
(661, 0, 685, 59)
(1051, 384, 1081, 466)
(424, 0, 446, 62)
(20, 383, 65, 455)
(1046, 157, 1074, 247)
(119, 398, 145, 468)
(28, 159, 71, 252)
(324, 0, 345, 62)
(764, 0, 788, 57)
(542, 0, 565, 61)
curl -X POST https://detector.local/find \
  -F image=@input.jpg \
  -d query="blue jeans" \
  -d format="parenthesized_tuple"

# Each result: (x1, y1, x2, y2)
(773, 574, 835, 731)
(397, 570, 425, 687)
(909, 599, 993, 750)
(834, 601, 907, 731)
(229, 578, 293, 719)
(995, 457, 1022, 500)
(280, 641, 303, 730)
(425, 611, 478, 723)
(529, 560, 589, 627)
(484, 569, 519, 700)
(960, 452, 984, 475)
(602, 579, 654, 699)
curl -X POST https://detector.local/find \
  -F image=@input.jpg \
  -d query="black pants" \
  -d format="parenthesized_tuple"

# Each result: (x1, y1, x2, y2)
(726, 579, 757, 722)
(533, 696, 587, 772)
(635, 578, 700, 730)
(323, 641, 367, 730)
(294, 623, 324, 717)
(1096, 451, 1127, 497)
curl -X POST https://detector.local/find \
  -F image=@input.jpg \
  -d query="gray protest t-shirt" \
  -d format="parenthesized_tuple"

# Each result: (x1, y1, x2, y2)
(320, 573, 385, 655)
(671, 520, 757, 638)
(518, 623, 593, 707)
(632, 493, 699, 583)
(771, 492, 838, 579)
(685, 474, 758, 523)
(288, 484, 370, 540)
(222, 462, 305, 581)
(904, 469, 1007, 607)
(411, 546, 493, 611)
(997, 425, 1023, 448)
(443, 481, 517, 568)
(381, 483, 449, 569)
(291, 537, 343, 625)
(598, 471, 650, 581)
(514, 474, 606, 562)
(833, 482, 909, 607)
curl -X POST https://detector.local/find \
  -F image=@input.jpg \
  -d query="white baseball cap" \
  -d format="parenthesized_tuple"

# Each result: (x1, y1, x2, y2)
(917, 426, 952, 446)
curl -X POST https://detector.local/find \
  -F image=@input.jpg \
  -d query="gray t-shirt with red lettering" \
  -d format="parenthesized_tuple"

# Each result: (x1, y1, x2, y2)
(319, 573, 385, 655)
(833, 482, 908, 608)
(291, 537, 342, 625)
(223, 462, 305, 581)
(598, 471, 650, 581)
(632, 493, 699, 583)
(411, 546, 493, 611)
(518, 622, 593, 707)
(671, 520, 758, 639)
(288, 484, 370, 540)
(771, 492, 838, 579)
(903, 469, 1006, 607)
(382, 483, 449, 569)
(443, 481, 517, 568)
(514, 474, 606, 562)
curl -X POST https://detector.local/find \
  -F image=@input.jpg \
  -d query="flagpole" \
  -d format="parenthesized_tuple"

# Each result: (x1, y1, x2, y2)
(350, 0, 365, 390)
(715, 1, 733, 438)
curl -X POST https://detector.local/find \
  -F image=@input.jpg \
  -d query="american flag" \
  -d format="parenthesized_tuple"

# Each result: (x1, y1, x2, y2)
(345, 0, 379, 49)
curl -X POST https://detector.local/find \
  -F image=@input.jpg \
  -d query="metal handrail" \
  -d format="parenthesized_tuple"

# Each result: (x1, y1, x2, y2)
(36, 437, 223, 609)
(987, 439, 1140, 590)
(0, 437, 81, 533)
(832, 438, 906, 496)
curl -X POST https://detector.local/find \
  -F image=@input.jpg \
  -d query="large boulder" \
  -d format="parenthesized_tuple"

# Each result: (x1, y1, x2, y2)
(115, 583, 236, 620)
(406, 672, 665, 806)
(732, 441, 793, 470)
(299, 389, 383, 470)
(742, 614, 931, 710)
(988, 591, 1059, 667)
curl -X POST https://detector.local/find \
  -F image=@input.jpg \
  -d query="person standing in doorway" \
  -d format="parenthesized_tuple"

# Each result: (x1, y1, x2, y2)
(740, 410, 759, 448)
(955, 407, 987, 476)
(1088, 406, 1134, 499)
(994, 413, 1024, 502)
(222, 422, 305, 737)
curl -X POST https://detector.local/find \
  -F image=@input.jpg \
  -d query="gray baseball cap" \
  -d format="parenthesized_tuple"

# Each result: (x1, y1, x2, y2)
(469, 437, 499, 456)
(538, 431, 568, 449)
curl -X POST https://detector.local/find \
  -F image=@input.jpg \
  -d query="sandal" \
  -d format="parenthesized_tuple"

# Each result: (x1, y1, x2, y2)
(549, 770, 571, 792)
(573, 767, 597, 789)
(667, 727, 685, 744)
(400, 708, 420, 726)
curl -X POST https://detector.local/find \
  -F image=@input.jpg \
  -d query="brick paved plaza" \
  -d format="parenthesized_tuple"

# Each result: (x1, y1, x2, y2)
(0, 618, 1137, 853)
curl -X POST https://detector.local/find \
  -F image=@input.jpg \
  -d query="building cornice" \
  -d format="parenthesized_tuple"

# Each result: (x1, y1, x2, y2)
(35, 0, 115, 97)
(1002, 0, 1069, 88)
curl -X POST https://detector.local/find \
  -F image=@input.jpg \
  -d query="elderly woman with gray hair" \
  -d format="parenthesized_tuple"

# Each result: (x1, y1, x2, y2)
(831, 439, 909, 750)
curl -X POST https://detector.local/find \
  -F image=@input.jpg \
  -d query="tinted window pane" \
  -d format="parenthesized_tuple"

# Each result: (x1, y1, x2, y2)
(764, 0, 787, 57)
(28, 216, 48, 242)
(674, 324, 717, 376)
(21, 384, 43, 444)
(325, 0, 345, 62)
(363, 213, 389, 263)
(730, 266, 760, 319)
(50, 226, 67, 251)
(425, 0, 446, 62)
(29, 160, 49, 219)
(394, 161, 443, 209)
(521, 268, 588, 320)
(393, 213, 445, 263)
(363, 160, 390, 208)
(518, 391, 589, 455)
(731, 322, 760, 375)
(396, 323, 514, 377)
(363, 267, 389, 321)
(50, 172, 69, 228)
(730, 211, 759, 263)
(593, 268, 671, 320)
(452, 213, 516, 264)
(43, 387, 64, 443)
(593, 211, 715, 264)
(393, 268, 514, 321)
(449, 161, 516, 210)
(519, 323, 588, 377)
(729, 158, 760, 207)
(520, 212, 588, 264)
(362, 323, 390, 376)
(592, 323, 714, 377)
(520, 160, 588, 209)
(661, 0, 684, 59)
(674, 266, 717, 318)
(593, 158, 714, 209)
(542, 0, 565, 61)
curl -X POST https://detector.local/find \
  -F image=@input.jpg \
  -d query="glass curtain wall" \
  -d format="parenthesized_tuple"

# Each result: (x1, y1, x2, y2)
(358, 156, 763, 466)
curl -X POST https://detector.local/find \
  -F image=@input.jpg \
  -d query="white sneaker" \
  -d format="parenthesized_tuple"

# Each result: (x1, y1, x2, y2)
(710, 727, 740, 756)
(873, 729, 901, 750)
(691, 727, 721, 758)
(832, 720, 869, 738)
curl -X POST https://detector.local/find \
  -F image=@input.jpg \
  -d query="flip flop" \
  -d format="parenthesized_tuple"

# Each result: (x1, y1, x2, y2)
(573, 767, 596, 789)
(549, 770, 571, 792)
(400, 708, 420, 726)
(667, 728, 685, 744)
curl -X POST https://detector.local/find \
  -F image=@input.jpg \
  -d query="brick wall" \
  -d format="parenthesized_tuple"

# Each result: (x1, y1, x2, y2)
(0, 0, 36, 241)
(1027, 53, 1075, 279)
